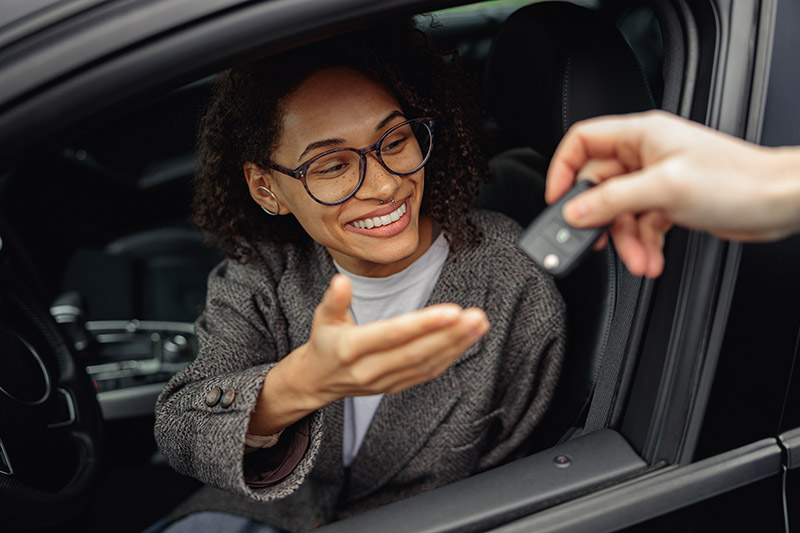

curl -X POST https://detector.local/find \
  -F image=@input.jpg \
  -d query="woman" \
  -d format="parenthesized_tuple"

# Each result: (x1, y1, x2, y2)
(154, 19, 566, 532)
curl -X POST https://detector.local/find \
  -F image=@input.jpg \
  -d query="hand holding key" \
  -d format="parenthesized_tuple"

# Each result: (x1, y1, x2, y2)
(545, 110, 800, 278)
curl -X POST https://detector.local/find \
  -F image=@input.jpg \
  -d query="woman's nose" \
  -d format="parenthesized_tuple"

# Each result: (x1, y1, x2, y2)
(354, 155, 402, 201)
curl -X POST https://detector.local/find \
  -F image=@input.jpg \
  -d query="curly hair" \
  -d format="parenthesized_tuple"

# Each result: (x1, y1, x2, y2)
(193, 17, 489, 262)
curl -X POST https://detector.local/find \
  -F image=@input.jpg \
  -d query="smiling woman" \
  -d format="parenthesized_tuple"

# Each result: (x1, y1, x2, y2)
(245, 69, 433, 277)
(190, 19, 486, 264)
(153, 17, 566, 532)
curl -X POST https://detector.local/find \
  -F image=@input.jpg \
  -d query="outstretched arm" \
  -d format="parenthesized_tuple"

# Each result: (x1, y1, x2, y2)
(248, 274, 489, 436)
(546, 110, 800, 278)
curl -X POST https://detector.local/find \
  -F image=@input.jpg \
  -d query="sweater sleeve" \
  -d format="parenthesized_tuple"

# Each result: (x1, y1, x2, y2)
(153, 257, 324, 502)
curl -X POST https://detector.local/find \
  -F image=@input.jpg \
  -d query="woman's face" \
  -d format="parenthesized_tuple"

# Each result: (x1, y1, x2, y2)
(248, 67, 433, 277)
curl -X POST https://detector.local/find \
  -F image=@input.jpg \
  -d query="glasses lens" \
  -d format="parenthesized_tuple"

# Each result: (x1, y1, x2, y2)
(380, 120, 432, 175)
(305, 149, 363, 204)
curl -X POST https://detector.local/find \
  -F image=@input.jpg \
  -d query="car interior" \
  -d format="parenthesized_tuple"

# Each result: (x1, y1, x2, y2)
(4, 0, 769, 531)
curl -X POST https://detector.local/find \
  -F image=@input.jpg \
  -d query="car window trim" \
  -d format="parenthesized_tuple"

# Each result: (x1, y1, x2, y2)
(316, 429, 646, 533)
(0, 0, 455, 167)
(492, 437, 783, 533)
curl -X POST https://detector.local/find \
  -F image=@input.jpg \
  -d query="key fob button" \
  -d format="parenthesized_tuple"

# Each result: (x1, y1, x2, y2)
(555, 228, 571, 243)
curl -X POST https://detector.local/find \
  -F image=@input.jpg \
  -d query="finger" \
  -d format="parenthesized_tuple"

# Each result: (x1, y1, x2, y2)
(345, 303, 466, 358)
(316, 274, 353, 324)
(381, 308, 487, 373)
(592, 231, 609, 251)
(381, 358, 457, 394)
(638, 211, 672, 278)
(568, 159, 631, 253)
(350, 309, 489, 390)
(609, 213, 649, 277)
(365, 347, 459, 394)
(561, 165, 673, 228)
(578, 158, 630, 184)
(545, 154, 579, 206)
(545, 113, 651, 204)
(363, 333, 480, 394)
(547, 157, 630, 208)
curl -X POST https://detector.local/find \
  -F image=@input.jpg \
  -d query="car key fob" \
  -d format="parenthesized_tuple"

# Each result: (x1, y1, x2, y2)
(518, 180, 606, 277)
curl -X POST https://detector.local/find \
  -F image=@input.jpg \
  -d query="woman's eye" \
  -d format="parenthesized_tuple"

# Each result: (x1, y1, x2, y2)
(382, 134, 409, 153)
(312, 162, 349, 177)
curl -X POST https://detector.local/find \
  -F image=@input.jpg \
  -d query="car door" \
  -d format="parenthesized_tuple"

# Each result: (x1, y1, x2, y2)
(488, 1, 799, 530)
(316, 1, 799, 531)
(0, 0, 796, 532)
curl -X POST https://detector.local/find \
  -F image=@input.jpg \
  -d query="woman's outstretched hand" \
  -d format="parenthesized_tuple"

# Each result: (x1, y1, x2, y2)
(545, 110, 800, 278)
(303, 275, 489, 400)
(248, 274, 489, 436)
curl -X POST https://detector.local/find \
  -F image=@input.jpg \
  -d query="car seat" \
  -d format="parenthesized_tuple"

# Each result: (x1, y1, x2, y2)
(61, 226, 221, 322)
(479, 1, 656, 449)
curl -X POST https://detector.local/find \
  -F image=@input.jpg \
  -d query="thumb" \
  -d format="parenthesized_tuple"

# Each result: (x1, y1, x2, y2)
(562, 167, 668, 228)
(316, 274, 353, 324)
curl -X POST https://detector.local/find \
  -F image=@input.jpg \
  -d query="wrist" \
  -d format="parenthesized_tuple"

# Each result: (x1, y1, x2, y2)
(274, 343, 332, 412)
(247, 345, 326, 436)
(763, 146, 800, 237)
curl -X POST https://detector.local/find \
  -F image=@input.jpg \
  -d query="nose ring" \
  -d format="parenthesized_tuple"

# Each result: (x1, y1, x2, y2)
(380, 196, 395, 205)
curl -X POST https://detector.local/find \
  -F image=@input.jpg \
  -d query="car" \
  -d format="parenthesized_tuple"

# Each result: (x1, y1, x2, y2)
(0, 0, 797, 531)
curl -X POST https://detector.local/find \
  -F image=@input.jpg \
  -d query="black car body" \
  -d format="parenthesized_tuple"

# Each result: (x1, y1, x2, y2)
(0, 0, 797, 531)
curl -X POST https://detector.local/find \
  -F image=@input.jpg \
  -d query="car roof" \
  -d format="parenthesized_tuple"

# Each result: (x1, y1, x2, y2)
(0, 0, 88, 43)
(0, 0, 253, 109)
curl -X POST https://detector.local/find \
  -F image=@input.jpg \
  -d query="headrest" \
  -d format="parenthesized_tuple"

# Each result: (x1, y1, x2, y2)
(485, 1, 655, 157)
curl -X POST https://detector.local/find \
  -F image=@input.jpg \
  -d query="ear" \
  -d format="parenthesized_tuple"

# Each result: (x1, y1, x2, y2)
(243, 162, 291, 215)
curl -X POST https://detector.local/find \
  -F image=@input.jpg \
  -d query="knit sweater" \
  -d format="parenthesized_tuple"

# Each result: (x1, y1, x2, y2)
(154, 209, 567, 532)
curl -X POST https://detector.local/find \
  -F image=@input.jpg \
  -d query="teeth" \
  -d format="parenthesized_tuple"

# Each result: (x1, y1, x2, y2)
(352, 202, 406, 229)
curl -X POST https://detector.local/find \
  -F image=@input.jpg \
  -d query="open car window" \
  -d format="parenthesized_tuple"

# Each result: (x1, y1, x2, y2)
(0, 1, 797, 532)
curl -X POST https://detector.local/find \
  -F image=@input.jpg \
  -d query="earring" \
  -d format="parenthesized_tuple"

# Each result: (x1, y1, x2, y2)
(256, 186, 280, 216)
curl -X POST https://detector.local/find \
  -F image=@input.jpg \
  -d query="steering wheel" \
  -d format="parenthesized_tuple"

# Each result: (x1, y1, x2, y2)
(0, 236, 103, 530)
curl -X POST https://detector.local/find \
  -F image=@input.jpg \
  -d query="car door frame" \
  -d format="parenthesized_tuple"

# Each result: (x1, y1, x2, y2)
(0, 0, 794, 531)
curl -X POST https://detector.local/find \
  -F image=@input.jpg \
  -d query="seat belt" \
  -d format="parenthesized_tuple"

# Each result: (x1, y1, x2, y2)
(581, 257, 643, 434)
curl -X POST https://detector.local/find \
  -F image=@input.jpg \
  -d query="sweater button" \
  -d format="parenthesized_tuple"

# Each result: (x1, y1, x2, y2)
(220, 387, 236, 408)
(205, 386, 222, 406)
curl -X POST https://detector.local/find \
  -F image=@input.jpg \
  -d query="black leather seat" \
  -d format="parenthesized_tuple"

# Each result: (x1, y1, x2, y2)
(485, 1, 656, 159)
(61, 226, 221, 322)
(479, 1, 656, 449)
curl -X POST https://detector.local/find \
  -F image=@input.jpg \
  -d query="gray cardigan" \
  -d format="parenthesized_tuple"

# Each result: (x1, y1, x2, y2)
(154, 210, 566, 531)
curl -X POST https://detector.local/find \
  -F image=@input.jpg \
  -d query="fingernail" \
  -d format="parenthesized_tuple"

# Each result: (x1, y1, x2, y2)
(563, 199, 586, 224)
(469, 317, 489, 339)
(564, 198, 586, 218)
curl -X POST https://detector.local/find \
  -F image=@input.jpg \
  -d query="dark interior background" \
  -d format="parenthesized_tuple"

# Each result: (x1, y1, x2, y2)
(0, 1, 678, 531)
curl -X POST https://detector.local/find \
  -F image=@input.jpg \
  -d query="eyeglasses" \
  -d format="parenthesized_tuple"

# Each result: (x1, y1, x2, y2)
(264, 117, 434, 205)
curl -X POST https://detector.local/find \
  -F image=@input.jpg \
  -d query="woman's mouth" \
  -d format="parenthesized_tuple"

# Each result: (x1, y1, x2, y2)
(349, 202, 407, 229)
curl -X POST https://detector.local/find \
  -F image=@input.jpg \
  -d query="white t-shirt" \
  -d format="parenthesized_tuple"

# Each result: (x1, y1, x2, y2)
(333, 232, 449, 467)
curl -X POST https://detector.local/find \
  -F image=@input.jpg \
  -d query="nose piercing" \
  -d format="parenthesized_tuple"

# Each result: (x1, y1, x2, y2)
(379, 196, 395, 205)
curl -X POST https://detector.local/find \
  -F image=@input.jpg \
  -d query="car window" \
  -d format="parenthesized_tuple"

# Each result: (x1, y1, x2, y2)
(7, 2, 755, 533)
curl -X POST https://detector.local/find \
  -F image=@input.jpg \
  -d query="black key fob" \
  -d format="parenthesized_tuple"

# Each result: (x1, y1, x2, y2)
(518, 180, 606, 277)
